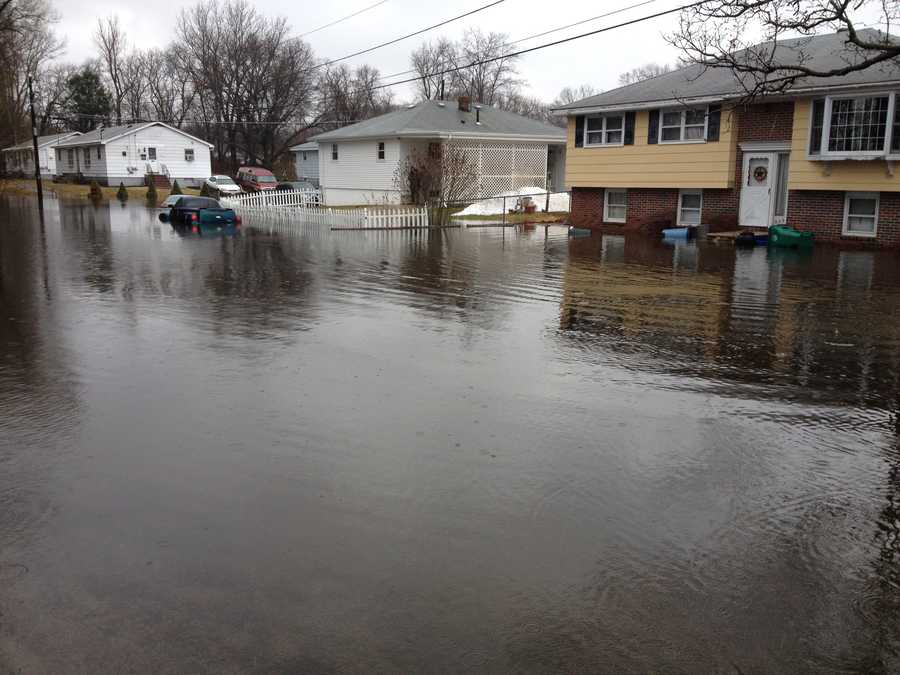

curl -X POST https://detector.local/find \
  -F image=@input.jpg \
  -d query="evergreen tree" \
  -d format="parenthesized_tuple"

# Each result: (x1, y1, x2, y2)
(170, 179, 182, 195)
(146, 181, 158, 204)
(89, 180, 103, 200)
(66, 66, 112, 132)
(116, 182, 128, 201)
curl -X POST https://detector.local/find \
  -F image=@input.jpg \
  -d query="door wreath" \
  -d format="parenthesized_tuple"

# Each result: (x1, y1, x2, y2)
(753, 165, 768, 183)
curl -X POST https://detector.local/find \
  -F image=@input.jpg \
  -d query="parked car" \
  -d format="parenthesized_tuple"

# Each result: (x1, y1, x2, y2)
(204, 175, 242, 196)
(160, 194, 184, 208)
(236, 167, 277, 192)
(159, 196, 240, 228)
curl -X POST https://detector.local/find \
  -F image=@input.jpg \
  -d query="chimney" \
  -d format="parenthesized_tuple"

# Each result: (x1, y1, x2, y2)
(458, 96, 471, 112)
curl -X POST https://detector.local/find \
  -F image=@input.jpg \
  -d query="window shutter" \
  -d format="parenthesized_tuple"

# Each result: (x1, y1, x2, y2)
(624, 111, 636, 145)
(809, 98, 825, 155)
(574, 115, 585, 148)
(647, 110, 659, 144)
(707, 104, 721, 141)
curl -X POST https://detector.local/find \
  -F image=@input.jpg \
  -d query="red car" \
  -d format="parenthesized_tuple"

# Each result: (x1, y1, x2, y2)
(236, 166, 278, 192)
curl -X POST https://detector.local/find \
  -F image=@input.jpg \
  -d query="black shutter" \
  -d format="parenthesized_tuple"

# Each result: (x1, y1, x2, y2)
(624, 111, 636, 145)
(574, 115, 585, 148)
(809, 98, 825, 155)
(707, 104, 721, 141)
(647, 110, 659, 144)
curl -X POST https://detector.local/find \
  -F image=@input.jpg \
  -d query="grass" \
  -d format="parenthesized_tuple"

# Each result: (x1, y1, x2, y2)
(0, 178, 201, 204)
(450, 211, 569, 224)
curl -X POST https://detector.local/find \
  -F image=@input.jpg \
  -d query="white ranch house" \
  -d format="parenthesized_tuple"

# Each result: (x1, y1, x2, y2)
(305, 98, 567, 206)
(53, 122, 213, 188)
(1, 132, 82, 178)
(290, 141, 319, 186)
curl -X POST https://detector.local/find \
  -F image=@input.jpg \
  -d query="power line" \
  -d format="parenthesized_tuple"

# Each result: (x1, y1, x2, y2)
(298, 0, 389, 38)
(365, 0, 711, 92)
(371, 0, 665, 86)
(315, 0, 506, 70)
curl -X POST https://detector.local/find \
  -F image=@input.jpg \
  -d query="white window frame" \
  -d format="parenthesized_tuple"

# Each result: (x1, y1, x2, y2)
(603, 189, 627, 223)
(842, 191, 879, 238)
(376, 141, 386, 160)
(583, 114, 625, 147)
(184, 148, 195, 162)
(678, 188, 703, 226)
(147, 147, 157, 161)
(811, 92, 899, 159)
(331, 143, 338, 161)
(659, 106, 708, 144)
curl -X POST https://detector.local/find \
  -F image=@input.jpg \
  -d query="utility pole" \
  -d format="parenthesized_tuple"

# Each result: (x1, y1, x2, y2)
(27, 76, 44, 210)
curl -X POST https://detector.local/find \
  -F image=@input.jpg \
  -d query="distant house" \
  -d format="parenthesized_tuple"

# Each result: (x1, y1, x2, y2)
(290, 141, 319, 186)
(1, 132, 82, 178)
(307, 97, 566, 206)
(53, 122, 213, 188)
(553, 29, 900, 245)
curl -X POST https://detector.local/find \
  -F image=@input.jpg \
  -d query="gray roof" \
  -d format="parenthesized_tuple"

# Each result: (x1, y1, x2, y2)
(554, 29, 900, 113)
(309, 100, 566, 143)
(290, 141, 318, 152)
(54, 122, 213, 148)
(2, 131, 81, 152)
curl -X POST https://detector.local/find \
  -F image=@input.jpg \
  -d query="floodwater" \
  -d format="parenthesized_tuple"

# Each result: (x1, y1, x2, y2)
(1, 196, 900, 674)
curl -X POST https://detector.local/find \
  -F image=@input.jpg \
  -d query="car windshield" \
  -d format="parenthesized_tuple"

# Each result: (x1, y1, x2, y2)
(217, 177, 236, 185)
(256, 175, 276, 183)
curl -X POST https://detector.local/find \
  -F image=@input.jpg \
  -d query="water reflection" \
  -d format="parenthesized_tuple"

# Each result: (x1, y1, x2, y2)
(2, 197, 900, 672)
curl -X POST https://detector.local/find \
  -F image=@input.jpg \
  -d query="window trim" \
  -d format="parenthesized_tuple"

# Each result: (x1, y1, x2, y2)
(184, 148, 195, 162)
(603, 189, 627, 223)
(677, 188, 703, 226)
(658, 106, 709, 144)
(810, 92, 899, 159)
(583, 114, 625, 148)
(331, 143, 338, 161)
(842, 191, 879, 238)
(376, 141, 386, 161)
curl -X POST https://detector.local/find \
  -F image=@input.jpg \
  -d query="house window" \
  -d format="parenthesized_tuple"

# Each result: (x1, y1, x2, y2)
(96, 146, 102, 159)
(813, 94, 898, 157)
(604, 189, 627, 223)
(377, 141, 385, 160)
(660, 107, 707, 143)
(184, 148, 195, 161)
(678, 189, 702, 225)
(83, 147, 91, 168)
(331, 143, 338, 160)
(67, 149, 74, 166)
(147, 147, 157, 161)
(584, 114, 624, 146)
(843, 192, 879, 237)
(302, 151, 307, 161)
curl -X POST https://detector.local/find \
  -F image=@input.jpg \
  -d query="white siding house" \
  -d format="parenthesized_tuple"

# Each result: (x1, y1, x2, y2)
(1, 132, 82, 178)
(309, 98, 567, 206)
(53, 122, 213, 188)
(290, 141, 319, 185)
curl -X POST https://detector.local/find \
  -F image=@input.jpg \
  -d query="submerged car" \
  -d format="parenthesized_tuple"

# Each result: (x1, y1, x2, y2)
(236, 166, 278, 192)
(160, 194, 184, 208)
(159, 196, 240, 228)
(204, 175, 242, 196)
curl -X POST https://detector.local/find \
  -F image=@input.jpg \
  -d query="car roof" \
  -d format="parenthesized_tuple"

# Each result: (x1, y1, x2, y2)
(237, 167, 274, 176)
(211, 175, 232, 180)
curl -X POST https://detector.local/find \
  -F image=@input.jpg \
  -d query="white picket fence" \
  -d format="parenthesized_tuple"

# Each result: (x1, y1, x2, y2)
(220, 190, 431, 230)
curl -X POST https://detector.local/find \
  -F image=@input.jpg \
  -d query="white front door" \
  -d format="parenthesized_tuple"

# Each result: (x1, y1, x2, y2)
(739, 152, 775, 227)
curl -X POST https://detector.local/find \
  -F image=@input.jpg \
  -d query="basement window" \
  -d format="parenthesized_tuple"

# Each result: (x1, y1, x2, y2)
(604, 189, 627, 223)
(584, 114, 624, 146)
(843, 192, 879, 237)
(678, 189, 702, 225)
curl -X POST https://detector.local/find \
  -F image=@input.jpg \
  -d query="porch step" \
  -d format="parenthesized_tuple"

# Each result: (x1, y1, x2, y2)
(146, 174, 170, 189)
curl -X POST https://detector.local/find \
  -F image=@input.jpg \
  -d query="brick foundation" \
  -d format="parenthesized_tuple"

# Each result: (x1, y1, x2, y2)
(786, 190, 900, 246)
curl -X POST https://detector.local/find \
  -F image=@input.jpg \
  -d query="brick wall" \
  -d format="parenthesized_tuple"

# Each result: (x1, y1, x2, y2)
(736, 102, 795, 143)
(569, 188, 604, 227)
(786, 190, 900, 246)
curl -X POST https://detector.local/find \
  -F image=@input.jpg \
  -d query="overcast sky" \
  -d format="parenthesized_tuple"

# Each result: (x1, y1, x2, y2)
(52, 0, 696, 102)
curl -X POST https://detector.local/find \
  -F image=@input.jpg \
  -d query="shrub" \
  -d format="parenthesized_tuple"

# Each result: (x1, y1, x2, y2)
(116, 182, 128, 201)
(146, 181, 158, 203)
(199, 181, 211, 197)
(170, 179, 182, 195)
(88, 180, 103, 200)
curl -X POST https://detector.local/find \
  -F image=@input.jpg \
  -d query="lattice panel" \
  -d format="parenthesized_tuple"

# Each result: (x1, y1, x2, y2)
(448, 140, 548, 199)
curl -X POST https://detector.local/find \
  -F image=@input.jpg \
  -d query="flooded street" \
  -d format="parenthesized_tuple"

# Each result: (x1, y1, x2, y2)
(2, 195, 900, 673)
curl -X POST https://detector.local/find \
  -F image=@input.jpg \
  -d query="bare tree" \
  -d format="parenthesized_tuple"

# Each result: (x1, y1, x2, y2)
(123, 51, 149, 121)
(394, 143, 476, 226)
(94, 16, 131, 124)
(410, 37, 456, 100)
(670, 1, 900, 97)
(452, 29, 521, 105)
(618, 63, 672, 86)
(35, 61, 75, 132)
(318, 63, 394, 124)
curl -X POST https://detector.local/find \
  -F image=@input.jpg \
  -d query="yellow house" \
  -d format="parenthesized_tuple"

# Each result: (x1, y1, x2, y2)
(553, 29, 900, 245)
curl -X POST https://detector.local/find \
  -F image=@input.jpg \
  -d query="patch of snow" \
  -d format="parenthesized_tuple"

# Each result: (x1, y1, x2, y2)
(457, 187, 570, 216)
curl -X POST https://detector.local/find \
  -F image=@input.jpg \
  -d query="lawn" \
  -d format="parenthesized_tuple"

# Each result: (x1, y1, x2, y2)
(0, 178, 201, 204)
